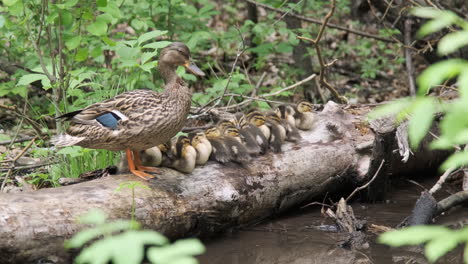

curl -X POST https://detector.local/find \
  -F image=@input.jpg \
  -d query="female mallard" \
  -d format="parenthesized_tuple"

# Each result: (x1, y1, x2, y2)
(52, 42, 205, 180)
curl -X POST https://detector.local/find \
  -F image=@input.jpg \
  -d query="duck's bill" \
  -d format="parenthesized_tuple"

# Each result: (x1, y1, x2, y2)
(184, 61, 205, 76)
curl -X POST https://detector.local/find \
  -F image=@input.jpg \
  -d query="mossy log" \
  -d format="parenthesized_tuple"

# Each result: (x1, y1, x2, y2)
(0, 102, 447, 263)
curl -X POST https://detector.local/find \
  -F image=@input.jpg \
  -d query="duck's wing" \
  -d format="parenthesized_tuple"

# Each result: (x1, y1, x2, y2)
(58, 90, 158, 128)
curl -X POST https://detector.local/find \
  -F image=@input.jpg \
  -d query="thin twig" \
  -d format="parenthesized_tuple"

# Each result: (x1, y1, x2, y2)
(212, 73, 317, 111)
(245, 0, 396, 43)
(0, 136, 35, 146)
(272, 0, 304, 26)
(0, 104, 44, 137)
(345, 159, 385, 202)
(0, 162, 56, 172)
(1, 137, 37, 191)
(205, 25, 247, 112)
(404, 18, 416, 96)
(429, 167, 456, 195)
(297, 0, 347, 104)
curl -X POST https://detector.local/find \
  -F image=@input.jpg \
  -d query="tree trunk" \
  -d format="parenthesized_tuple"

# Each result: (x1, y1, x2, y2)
(0, 102, 448, 263)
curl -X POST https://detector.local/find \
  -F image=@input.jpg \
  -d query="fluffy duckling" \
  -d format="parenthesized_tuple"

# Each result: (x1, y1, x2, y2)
(238, 114, 268, 155)
(205, 127, 232, 163)
(170, 136, 197, 173)
(216, 122, 250, 165)
(275, 105, 296, 128)
(188, 131, 212, 165)
(218, 118, 262, 156)
(275, 105, 302, 143)
(294, 101, 315, 130)
(265, 111, 286, 153)
(246, 110, 270, 140)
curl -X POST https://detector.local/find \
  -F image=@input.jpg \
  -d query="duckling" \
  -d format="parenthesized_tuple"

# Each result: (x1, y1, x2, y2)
(294, 101, 315, 130)
(275, 105, 296, 128)
(188, 131, 212, 165)
(169, 136, 197, 173)
(157, 142, 173, 168)
(275, 105, 302, 142)
(265, 111, 286, 153)
(216, 122, 250, 165)
(205, 127, 232, 163)
(238, 114, 268, 155)
(246, 110, 270, 140)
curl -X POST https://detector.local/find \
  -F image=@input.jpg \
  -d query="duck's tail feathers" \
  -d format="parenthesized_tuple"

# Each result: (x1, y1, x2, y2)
(51, 134, 85, 147)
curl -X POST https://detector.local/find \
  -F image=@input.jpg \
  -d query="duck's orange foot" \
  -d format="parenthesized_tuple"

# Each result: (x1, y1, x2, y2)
(130, 169, 156, 180)
(137, 165, 161, 174)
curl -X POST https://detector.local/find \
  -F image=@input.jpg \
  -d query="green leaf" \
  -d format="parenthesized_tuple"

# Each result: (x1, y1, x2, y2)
(378, 226, 450, 246)
(55, 0, 79, 8)
(90, 46, 103, 58)
(115, 181, 150, 192)
(0, 15, 5, 28)
(96, 13, 113, 24)
(60, 10, 73, 28)
(78, 209, 107, 225)
(87, 18, 108, 36)
(98, 2, 121, 18)
(417, 59, 466, 95)
(96, 0, 107, 7)
(276, 42, 293, 53)
(408, 97, 436, 149)
(430, 136, 455, 150)
(137, 30, 167, 45)
(17, 74, 47, 86)
(367, 98, 411, 120)
(411, 7, 444, 19)
(65, 35, 81, 50)
(439, 102, 468, 139)
(141, 51, 158, 65)
(464, 243, 468, 264)
(74, 230, 168, 264)
(131, 18, 146, 31)
(440, 151, 468, 170)
(7, 0, 23, 16)
(147, 238, 205, 263)
(116, 46, 139, 60)
(417, 11, 458, 38)
(74, 48, 88, 62)
(56, 146, 84, 157)
(101, 36, 116, 46)
(460, 69, 468, 100)
(425, 235, 459, 262)
(438, 30, 468, 55)
(143, 41, 171, 50)
(3, 0, 19, 6)
(139, 62, 156, 73)
(257, 101, 271, 110)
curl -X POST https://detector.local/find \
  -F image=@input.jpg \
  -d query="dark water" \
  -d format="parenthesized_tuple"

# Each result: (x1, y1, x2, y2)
(199, 179, 467, 264)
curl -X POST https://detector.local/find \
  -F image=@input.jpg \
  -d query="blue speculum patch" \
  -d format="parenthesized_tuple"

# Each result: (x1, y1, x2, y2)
(95, 112, 121, 129)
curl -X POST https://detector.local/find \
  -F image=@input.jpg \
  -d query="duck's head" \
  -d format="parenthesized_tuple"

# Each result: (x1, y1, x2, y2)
(188, 131, 207, 147)
(275, 105, 295, 119)
(205, 127, 222, 138)
(217, 120, 236, 132)
(159, 42, 205, 76)
(246, 111, 266, 127)
(296, 101, 313, 113)
(175, 136, 192, 158)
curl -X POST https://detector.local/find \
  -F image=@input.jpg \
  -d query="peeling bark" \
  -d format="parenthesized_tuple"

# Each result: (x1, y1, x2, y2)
(0, 102, 448, 263)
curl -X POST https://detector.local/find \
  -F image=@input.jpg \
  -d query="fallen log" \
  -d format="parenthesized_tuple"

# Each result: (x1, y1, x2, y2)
(0, 102, 447, 263)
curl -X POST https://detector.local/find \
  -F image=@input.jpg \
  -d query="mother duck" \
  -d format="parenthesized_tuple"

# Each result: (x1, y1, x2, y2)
(52, 42, 204, 180)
